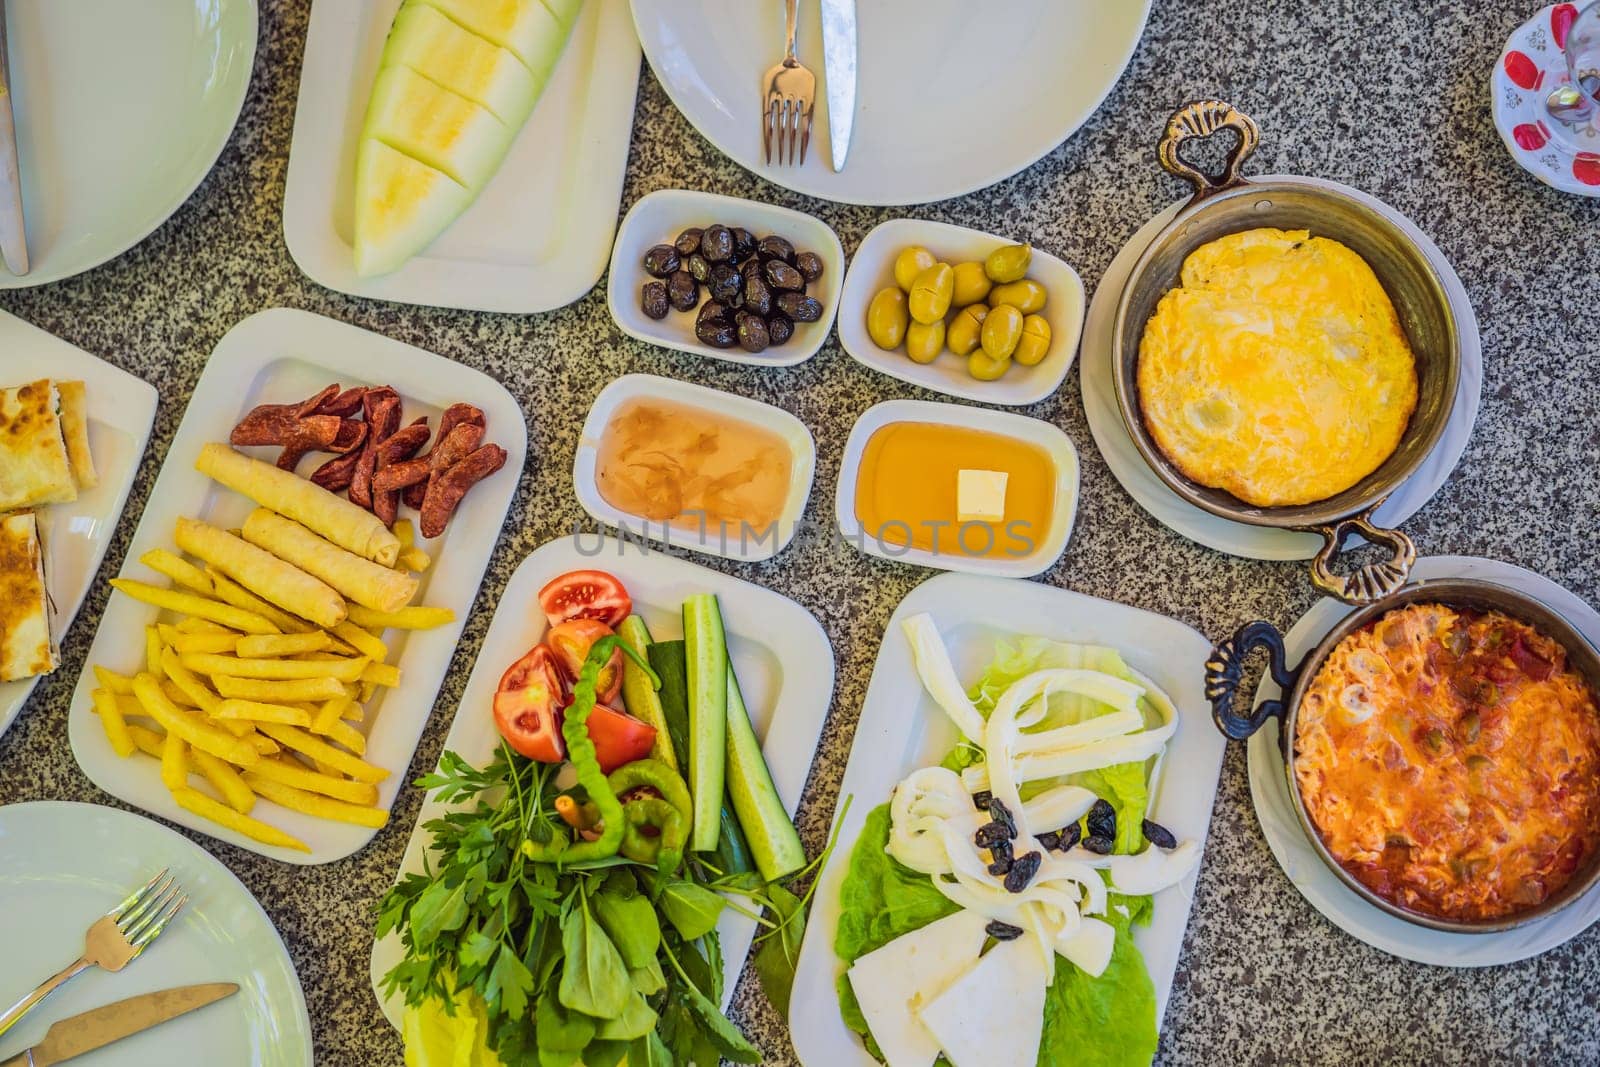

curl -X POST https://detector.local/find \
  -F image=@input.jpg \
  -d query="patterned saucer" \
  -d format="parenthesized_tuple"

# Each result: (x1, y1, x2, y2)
(1493, 3, 1600, 196)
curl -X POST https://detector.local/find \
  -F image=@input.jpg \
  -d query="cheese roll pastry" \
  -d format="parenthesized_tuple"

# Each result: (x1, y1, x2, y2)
(174, 517, 347, 629)
(241, 508, 417, 613)
(0, 512, 57, 681)
(0, 380, 77, 509)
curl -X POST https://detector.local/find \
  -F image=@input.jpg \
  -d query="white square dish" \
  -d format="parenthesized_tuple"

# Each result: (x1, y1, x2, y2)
(67, 309, 527, 864)
(606, 189, 845, 367)
(836, 217, 1085, 405)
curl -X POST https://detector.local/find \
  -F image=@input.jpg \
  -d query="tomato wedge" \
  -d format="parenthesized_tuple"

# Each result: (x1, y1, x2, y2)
(493, 645, 567, 763)
(538, 570, 632, 629)
(584, 704, 658, 774)
(547, 618, 623, 704)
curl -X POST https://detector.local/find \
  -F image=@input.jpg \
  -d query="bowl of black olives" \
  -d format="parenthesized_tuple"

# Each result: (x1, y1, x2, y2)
(607, 189, 845, 366)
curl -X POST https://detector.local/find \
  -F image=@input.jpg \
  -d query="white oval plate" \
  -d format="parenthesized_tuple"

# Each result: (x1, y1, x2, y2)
(607, 189, 844, 367)
(835, 399, 1079, 579)
(790, 572, 1227, 1065)
(68, 309, 527, 865)
(837, 218, 1084, 406)
(573, 374, 817, 562)
(0, 312, 158, 738)
(1247, 555, 1600, 966)
(283, 0, 641, 312)
(0, 801, 310, 1066)
(629, 0, 1151, 206)
(0, 0, 256, 288)
(370, 533, 836, 1024)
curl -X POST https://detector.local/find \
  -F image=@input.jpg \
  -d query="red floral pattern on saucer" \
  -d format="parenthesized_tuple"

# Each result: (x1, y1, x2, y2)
(1494, 3, 1600, 195)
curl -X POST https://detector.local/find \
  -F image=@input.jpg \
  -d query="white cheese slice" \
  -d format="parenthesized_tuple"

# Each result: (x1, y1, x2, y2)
(847, 910, 991, 1067)
(956, 468, 1008, 523)
(918, 937, 1050, 1067)
(1055, 916, 1115, 977)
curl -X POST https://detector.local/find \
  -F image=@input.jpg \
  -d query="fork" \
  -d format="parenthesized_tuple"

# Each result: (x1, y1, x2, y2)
(0, 869, 188, 1039)
(762, 0, 816, 166)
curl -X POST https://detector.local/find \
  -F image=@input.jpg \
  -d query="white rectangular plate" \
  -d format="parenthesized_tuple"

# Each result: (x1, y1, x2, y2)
(67, 308, 527, 864)
(283, 0, 641, 313)
(370, 533, 836, 1025)
(790, 572, 1226, 1066)
(0, 311, 157, 736)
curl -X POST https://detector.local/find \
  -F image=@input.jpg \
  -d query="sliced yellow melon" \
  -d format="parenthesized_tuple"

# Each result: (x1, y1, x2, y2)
(539, 0, 583, 30)
(354, 139, 473, 276)
(386, 4, 543, 125)
(363, 64, 512, 190)
(415, 0, 571, 79)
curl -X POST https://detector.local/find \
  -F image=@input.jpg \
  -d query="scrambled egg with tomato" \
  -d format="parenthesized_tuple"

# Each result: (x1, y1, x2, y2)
(1295, 604, 1600, 922)
(1136, 228, 1418, 507)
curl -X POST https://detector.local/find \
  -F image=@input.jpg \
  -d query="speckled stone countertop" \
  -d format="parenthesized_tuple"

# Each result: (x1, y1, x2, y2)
(3, 0, 1598, 1063)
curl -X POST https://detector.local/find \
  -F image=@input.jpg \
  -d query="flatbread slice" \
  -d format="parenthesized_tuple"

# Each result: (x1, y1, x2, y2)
(0, 511, 56, 682)
(0, 380, 76, 510)
(55, 380, 97, 489)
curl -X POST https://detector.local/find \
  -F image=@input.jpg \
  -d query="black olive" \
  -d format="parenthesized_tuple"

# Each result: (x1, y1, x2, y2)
(766, 313, 794, 346)
(700, 224, 734, 262)
(731, 227, 758, 261)
(764, 260, 805, 292)
(970, 790, 994, 811)
(640, 281, 669, 319)
(1142, 819, 1177, 850)
(695, 318, 737, 348)
(673, 227, 704, 256)
(696, 300, 728, 326)
(1057, 822, 1082, 851)
(724, 285, 744, 310)
(986, 798, 1017, 840)
(1035, 830, 1061, 851)
(794, 250, 824, 282)
(974, 822, 1010, 850)
(708, 262, 742, 303)
(737, 316, 770, 353)
(1082, 834, 1114, 855)
(641, 244, 680, 277)
(775, 293, 822, 322)
(1004, 851, 1042, 893)
(687, 253, 711, 284)
(757, 235, 795, 263)
(666, 271, 698, 312)
(985, 920, 1025, 942)
(743, 274, 774, 317)
(1086, 799, 1116, 842)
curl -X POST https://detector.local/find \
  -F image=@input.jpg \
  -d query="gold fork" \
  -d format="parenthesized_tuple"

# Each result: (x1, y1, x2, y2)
(0, 869, 188, 1039)
(762, 0, 816, 166)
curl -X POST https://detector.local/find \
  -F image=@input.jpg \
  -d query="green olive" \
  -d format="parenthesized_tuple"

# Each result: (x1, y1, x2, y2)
(947, 304, 989, 356)
(988, 279, 1047, 314)
(950, 261, 992, 307)
(893, 246, 938, 292)
(984, 242, 1032, 284)
(908, 263, 954, 324)
(980, 303, 1024, 360)
(905, 319, 946, 364)
(967, 350, 1011, 381)
(1013, 314, 1051, 366)
(866, 286, 910, 350)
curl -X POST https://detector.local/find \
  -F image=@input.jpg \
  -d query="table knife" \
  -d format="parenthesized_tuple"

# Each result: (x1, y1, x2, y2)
(0, 983, 237, 1067)
(0, 0, 27, 275)
(819, 0, 857, 172)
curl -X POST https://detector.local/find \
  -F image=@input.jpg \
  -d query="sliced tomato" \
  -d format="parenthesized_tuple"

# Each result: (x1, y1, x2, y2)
(583, 704, 658, 774)
(493, 645, 567, 763)
(547, 618, 623, 704)
(538, 569, 631, 629)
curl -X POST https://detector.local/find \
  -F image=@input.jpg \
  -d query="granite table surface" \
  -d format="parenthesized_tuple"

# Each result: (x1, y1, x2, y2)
(3, 0, 1598, 1063)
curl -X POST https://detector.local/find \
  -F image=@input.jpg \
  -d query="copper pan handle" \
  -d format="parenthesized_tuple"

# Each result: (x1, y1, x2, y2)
(1157, 100, 1261, 205)
(1307, 507, 1417, 605)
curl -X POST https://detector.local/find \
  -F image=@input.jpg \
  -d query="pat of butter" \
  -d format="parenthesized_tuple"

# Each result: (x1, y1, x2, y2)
(957, 469, 1008, 523)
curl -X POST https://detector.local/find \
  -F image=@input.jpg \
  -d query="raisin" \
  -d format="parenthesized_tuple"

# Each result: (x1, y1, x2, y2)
(1004, 851, 1042, 893)
(1057, 823, 1082, 851)
(1035, 830, 1062, 851)
(971, 790, 994, 811)
(985, 920, 1025, 941)
(987, 852, 1013, 877)
(1142, 819, 1177, 850)
(1082, 834, 1114, 855)
(1086, 799, 1117, 842)
(974, 822, 1010, 850)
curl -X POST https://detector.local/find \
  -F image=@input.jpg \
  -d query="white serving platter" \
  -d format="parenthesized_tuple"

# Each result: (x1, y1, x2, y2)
(67, 308, 527, 865)
(0, 0, 257, 288)
(790, 572, 1227, 1065)
(0, 801, 311, 1067)
(0, 311, 158, 737)
(835, 399, 1079, 578)
(630, 0, 1151, 206)
(837, 218, 1085, 406)
(282, 0, 641, 313)
(369, 533, 836, 1024)
(606, 189, 845, 367)
(574, 374, 817, 562)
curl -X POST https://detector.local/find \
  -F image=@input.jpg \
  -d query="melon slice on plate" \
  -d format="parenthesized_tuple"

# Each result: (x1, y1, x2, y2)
(363, 64, 512, 190)
(385, 4, 543, 124)
(416, 0, 571, 78)
(354, 140, 473, 277)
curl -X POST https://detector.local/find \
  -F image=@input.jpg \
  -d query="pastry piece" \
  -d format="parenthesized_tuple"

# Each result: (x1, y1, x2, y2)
(0, 380, 76, 510)
(0, 511, 57, 682)
(55, 380, 97, 489)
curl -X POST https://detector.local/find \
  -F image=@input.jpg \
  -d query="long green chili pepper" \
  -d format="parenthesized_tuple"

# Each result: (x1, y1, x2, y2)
(608, 758, 693, 872)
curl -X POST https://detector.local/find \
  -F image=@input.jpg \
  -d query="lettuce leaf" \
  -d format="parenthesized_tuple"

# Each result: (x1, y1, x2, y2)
(1038, 926, 1158, 1067)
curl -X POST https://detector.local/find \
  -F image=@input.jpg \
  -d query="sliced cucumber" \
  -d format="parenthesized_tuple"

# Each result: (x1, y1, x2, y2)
(725, 663, 806, 881)
(647, 641, 691, 767)
(618, 615, 676, 772)
(683, 594, 729, 853)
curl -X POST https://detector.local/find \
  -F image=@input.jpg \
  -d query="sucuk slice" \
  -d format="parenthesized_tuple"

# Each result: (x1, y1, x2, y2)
(385, 3, 543, 125)
(363, 64, 513, 191)
(917, 936, 1049, 1067)
(353, 140, 473, 277)
(415, 0, 573, 80)
(846, 910, 990, 1067)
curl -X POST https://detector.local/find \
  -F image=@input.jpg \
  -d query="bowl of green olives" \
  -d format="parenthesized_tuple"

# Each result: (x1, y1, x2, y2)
(836, 218, 1085, 406)
(607, 189, 845, 367)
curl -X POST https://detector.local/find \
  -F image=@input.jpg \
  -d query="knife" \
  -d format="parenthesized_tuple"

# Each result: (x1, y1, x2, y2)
(819, 0, 857, 172)
(0, 0, 27, 275)
(0, 983, 238, 1067)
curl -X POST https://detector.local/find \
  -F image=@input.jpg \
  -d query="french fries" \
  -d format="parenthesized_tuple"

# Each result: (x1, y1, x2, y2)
(244, 775, 388, 829)
(344, 604, 454, 631)
(110, 579, 280, 635)
(171, 787, 309, 853)
(236, 631, 330, 658)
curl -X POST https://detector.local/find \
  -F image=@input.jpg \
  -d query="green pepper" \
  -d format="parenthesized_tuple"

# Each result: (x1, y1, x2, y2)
(608, 758, 693, 873)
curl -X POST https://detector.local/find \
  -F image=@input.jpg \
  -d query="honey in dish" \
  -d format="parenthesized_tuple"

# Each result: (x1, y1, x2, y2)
(853, 422, 1055, 558)
(595, 397, 793, 535)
